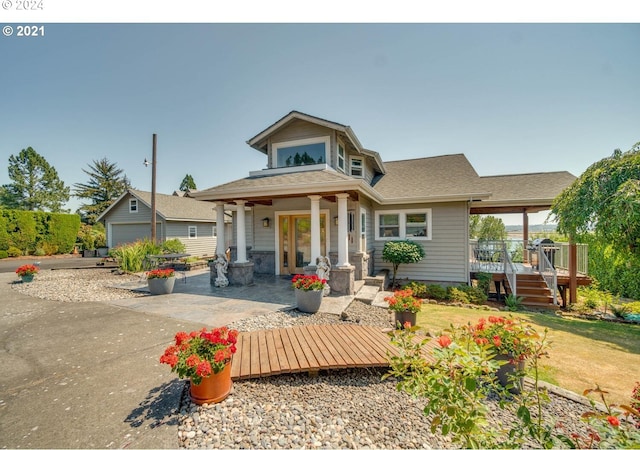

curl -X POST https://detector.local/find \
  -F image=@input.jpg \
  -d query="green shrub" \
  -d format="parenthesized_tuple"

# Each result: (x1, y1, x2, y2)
(110, 238, 162, 273)
(448, 286, 470, 303)
(610, 303, 631, 318)
(447, 284, 487, 304)
(475, 272, 492, 294)
(161, 238, 186, 254)
(34, 247, 46, 256)
(403, 281, 428, 298)
(0, 250, 8, 259)
(426, 284, 448, 300)
(41, 242, 58, 255)
(505, 294, 524, 311)
(8, 246, 22, 257)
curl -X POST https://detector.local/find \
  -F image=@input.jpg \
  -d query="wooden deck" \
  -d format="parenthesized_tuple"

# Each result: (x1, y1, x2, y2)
(230, 324, 436, 380)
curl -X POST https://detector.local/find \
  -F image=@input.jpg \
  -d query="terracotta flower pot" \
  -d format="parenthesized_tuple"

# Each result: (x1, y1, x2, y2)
(148, 277, 175, 295)
(295, 288, 323, 313)
(189, 362, 233, 405)
(394, 311, 417, 328)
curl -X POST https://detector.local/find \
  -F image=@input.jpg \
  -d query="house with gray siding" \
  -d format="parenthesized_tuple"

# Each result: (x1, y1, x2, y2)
(191, 111, 576, 293)
(97, 189, 230, 257)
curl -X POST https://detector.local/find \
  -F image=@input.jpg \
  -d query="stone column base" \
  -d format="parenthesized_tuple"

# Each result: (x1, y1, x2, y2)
(329, 265, 355, 295)
(227, 262, 254, 286)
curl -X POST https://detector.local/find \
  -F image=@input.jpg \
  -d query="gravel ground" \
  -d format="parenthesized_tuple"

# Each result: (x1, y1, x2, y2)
(10, 268, 146, 302)
(10, 269, 599, 448)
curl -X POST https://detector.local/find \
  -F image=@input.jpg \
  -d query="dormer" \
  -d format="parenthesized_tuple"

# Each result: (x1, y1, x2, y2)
(246, 111, 385, 182)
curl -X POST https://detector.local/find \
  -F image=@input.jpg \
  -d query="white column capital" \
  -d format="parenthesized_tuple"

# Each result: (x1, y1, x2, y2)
(335, 193, 350, 200)
(307, 195, 322, 202)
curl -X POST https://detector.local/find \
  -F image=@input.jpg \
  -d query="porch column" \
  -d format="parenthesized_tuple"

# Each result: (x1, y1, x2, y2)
(234, 200, 248, 263)
(569, 236, 578, 307)
(522, 209, 529, 263)
(336, 193, 350, 267)
(215, 201, 226, 257)
(308, 195, 322, 264)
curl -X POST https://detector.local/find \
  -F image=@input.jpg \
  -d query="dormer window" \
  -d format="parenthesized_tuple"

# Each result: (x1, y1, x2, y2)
(129, 199, 138, 213)
(273, 137, 329, 168)
(350, 157, 363, 177)
(337, 143, 346, 172)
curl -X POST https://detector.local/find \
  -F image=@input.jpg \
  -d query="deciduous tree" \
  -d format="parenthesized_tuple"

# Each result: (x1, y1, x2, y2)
(1, 147, 70, 212)
(551, 142, 640, 255)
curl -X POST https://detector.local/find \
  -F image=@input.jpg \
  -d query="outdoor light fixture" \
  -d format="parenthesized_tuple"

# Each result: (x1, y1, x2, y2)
(262, 217, 270, 228)
(334, 216, 339, 226)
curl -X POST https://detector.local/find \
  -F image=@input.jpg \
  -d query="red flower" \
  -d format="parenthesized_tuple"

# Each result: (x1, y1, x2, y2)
(196, 361, 212, 377)
(607, 416, 620, 427)
(160, 354, 178, 368)
(186, 354, 200, 367)
(175, 331, 189, 346)
(437, 335, 452, 348)
(492, 335, 502, 347)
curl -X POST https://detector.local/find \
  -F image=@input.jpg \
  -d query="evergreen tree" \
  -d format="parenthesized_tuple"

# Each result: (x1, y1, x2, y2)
(1, 147, 70, 212)
(179, 174, 197, 191)
(73, 158, 131, 224)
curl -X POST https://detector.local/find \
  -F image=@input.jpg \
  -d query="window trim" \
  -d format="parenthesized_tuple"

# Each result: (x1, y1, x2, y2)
(188, 225, 197, 239)
(129, 199, 138, 213)
(350, 156, 364, 178)
(337, 141, 346, 173)
(375, 209, 432, 241)
(272, 136, 330, 169)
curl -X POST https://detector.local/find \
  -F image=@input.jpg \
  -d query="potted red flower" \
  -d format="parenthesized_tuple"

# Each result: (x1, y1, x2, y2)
(291, 274, 326, 313)
(160, 326, 239, 404)
(146, 268, 175, 295)
(16, 264, 39, 283)
(385, 288, 422, 328)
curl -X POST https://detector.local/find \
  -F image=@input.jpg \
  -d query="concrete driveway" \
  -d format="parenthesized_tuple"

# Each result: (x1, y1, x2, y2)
(0, 267, 352, 448)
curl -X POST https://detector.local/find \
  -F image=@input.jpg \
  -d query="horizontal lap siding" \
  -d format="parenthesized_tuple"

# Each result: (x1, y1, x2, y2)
(373, 202, 468, 283)
(105, 194, 163, 247)
(166, 222, 216, 257)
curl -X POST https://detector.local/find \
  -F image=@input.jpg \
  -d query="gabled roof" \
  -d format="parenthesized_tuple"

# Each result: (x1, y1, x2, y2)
(246, 110, 386, 175)
(97, 189, 221, 223)
(371, 154, 491, 203)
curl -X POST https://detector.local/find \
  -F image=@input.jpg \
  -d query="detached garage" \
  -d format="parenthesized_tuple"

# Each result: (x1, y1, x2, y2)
(97, 189, 229, 257)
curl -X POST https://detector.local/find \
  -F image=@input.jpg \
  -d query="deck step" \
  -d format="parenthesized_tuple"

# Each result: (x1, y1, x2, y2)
(505, 273, 557, 309)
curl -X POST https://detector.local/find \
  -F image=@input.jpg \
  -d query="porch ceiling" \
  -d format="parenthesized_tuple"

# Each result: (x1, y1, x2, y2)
(470, 204, 552, 214)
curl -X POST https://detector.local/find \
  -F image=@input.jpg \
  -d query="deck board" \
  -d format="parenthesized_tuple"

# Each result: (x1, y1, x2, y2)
(229, 324, 434, 380)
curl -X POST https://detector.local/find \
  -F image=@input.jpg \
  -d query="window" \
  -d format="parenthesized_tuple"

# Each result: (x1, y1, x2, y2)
(212, 226, 217, 237)
(273, 137, 329, 168)
(350, 157, 363, 177)
(337, 143, 345, 172)
(375, 209, 432, 240)
(129, 199, 137, 213)
(188, 226, 197, 239)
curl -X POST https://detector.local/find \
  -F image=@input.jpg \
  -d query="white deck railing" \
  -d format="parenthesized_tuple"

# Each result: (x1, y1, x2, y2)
(502, 241, 517, 297)
(538, 244, 558, 305)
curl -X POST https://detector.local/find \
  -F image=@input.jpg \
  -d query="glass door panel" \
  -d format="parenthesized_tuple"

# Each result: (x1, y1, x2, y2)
(279, 214, 327, 275)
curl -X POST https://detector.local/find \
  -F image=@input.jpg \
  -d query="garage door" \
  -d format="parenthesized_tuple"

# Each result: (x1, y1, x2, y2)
(110, 223, 161, 248)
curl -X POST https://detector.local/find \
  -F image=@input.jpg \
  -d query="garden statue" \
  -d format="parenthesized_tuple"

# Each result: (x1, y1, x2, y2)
(213, 254, 229, 287)
(316, 255, 331, 296)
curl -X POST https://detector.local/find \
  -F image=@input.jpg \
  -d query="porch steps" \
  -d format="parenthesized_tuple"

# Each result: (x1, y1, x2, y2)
(354, 284, 380, 305)
(507, 273, 557, 309)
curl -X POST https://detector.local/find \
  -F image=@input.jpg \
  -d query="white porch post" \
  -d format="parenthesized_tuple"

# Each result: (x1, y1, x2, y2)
(234, 200, 248, 263)
(309, 195, 322, 264)
(215, 201, 226, 257)
(336, 193, 350, 267)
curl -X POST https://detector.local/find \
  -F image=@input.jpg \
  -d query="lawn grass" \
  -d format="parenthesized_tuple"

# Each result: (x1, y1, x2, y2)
(416, 304, 640, 406)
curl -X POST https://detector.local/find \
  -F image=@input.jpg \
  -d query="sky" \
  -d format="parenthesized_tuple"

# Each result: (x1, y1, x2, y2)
(1, 4, 639, 226)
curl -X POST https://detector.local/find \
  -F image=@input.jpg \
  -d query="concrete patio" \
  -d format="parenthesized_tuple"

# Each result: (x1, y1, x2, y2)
(107, 269, 354, 327)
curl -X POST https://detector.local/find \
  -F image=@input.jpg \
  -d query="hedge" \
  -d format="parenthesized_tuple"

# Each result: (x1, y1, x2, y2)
(0, 210, 81, 255)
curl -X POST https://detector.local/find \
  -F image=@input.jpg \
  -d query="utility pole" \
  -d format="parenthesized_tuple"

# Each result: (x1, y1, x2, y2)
(151, 133, 157, 244)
